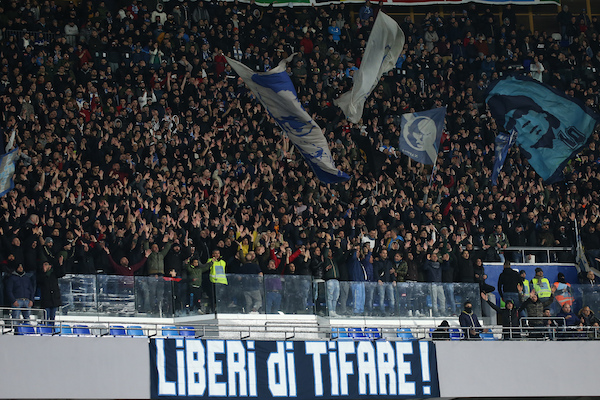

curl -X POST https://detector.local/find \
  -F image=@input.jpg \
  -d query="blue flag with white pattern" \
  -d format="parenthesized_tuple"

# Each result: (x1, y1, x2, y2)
(487, 75, 600, 183)
(399, 107, 446, 165)
(0, 148, 18, 197)
(226, 55, 349, 184)
(492, 129, 517, 186)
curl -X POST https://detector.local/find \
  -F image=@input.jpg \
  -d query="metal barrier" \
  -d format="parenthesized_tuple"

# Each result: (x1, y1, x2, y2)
(5, 30, 58, 43)
(2, 318, 599, 341)
(504, 246, 574, 263)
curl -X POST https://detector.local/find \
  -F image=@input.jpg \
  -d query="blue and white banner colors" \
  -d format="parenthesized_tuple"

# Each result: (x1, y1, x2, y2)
(0, 148, 18, 197)
(399, 107, 446, 165)
(491, 129, 516, 186)
(486, 75, 600, 183)
(335, 12, 404, 124)
(226, 56, 349, 184)
(150, 339, 439, 399)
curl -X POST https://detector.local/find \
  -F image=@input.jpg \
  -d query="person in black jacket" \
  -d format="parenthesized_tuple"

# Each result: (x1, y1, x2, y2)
(38, 256, 66, 324)
(497, 260, 522, 307)
(481, 292, 520, 339)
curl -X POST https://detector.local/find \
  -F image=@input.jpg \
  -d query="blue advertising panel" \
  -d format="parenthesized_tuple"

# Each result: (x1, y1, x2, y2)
(150, 339, 439, 399)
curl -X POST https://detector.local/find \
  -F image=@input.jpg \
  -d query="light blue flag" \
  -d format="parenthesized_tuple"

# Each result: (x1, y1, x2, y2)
(487, 75, 600, 183)
(492, 129, 517, 186)
(399, 107, 446, 165)
(0, 148, 18, 197)
(226, 55, 349, 184)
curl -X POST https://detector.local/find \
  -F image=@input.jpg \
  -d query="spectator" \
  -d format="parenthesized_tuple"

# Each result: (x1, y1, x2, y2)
(459, 300, 484, 340)
(519, 286, 557, 337)
(424, 253, 445, 317)
(578, 306, 600, 326)
(497, 261, 522, 307)
(481, 292, 520, 339)
(238, 253, 263, 313)
(359, 1, 373, 23)
(556, 303, 579, 327)
(104, 247, 151, 276)
(323, 248, 341, 317)
(186, 257, 213, 313)
(5, 264, 35, 322)
(374, 248, 395, 316)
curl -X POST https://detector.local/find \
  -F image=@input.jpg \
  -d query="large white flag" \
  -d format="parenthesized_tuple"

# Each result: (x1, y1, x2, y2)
(226, 55, 349, 184)
(335, 12, 405, 124)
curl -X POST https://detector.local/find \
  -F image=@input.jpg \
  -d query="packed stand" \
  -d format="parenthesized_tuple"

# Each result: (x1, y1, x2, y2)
(1, 0, 600, 326)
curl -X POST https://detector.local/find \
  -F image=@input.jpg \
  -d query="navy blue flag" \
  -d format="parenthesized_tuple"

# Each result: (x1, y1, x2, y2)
(0, 148, 18, 197)
(491, 129, 517, 186)
(487, 75, 600, 183)
(399, 107, 446, 165)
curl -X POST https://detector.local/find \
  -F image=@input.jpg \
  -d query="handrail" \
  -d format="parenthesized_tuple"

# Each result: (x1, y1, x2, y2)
(3, 318, 599, 341)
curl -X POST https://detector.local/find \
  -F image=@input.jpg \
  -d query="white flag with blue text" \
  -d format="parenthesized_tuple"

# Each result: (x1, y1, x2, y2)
(226, 55, 349, 184)
(399, 107, 446, 165)
(335, 12, 405, 124)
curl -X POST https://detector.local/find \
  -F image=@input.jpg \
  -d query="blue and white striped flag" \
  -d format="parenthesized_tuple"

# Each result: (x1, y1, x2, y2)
(492, 129, 517, 186)
(226, 56, 349, 184)
(335, 12, 405, 124)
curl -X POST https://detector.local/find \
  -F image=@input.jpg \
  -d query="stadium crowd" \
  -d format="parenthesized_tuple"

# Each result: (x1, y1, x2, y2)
(2, 0, 600, 324)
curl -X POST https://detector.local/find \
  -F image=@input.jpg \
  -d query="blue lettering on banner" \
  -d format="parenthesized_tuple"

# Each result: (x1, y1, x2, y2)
(150, 340, 439, 399)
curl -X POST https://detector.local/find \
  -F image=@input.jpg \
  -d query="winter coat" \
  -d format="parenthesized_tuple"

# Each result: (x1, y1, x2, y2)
(5, 270, 35, 304)
(38, 262, 66, 308)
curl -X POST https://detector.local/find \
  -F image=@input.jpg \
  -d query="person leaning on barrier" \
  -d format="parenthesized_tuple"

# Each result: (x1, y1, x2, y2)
(481, 291, 521, 339)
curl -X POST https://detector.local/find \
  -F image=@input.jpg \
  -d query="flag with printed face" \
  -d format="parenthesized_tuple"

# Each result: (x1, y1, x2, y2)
(487, 75, 600, 183)
(399, 107, 446, 165)
(226, 56, 349, 184)
(0, 148, 18, 197)
(335, 12, 405, 124)
(492, 129, 517, 186)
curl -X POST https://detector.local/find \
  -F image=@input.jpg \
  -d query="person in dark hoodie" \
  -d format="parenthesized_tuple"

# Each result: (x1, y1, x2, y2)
(481, 291, 521, 339)
(459, 300, 484, 339)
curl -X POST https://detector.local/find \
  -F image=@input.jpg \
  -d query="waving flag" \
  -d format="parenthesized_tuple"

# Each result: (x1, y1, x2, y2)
(491, 129, 517, 186)
(487, 75, 600, 183)
(0, 148, 18, 197)
(335, 12, 405, 124)
(399, 107, 446, 165)
(226, 56, 349, 184)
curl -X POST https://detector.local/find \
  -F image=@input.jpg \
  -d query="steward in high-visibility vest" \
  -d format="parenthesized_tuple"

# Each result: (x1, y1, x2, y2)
(532, 267, 551, 298)
(208, 250, 228, 285)
(553, 272, 573, 307)
(520, 270, 531, 301)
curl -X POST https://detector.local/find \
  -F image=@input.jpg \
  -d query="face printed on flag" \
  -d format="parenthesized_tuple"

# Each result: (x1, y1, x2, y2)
(399, 107, 446, 165)
(402, 115, 439, 163)
(487, 75, 600, 182)
(226, 56, 349, 184)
